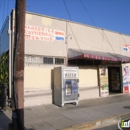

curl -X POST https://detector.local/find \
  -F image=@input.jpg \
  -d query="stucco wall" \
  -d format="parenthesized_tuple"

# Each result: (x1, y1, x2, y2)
(24, 65, 53, 90)
(24, 65, 98, 89)
(67, 22, 130, 57)
(78, 66, 99, 99)
(10, 10, 130, 58)
(24, 65, 99, 100)
(25, 13, 67, 57)
(79, 66, 98, 87)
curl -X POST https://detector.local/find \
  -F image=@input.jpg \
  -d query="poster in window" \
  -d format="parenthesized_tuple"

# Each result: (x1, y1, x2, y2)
(99, 66, 109, 97)
(122, 65, 130, 93)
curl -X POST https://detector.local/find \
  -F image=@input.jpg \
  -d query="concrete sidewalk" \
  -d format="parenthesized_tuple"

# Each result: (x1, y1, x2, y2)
(1, 94, 130, 130)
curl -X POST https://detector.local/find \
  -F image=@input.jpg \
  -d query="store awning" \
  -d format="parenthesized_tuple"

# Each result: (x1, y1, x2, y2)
(68, 49, 130, 62)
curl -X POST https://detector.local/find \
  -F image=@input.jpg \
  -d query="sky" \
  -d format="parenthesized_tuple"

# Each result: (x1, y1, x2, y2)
(0, 0, 130, 35)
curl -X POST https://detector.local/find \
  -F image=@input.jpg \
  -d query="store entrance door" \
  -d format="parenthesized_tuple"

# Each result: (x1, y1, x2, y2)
(108, 67, 121, 93)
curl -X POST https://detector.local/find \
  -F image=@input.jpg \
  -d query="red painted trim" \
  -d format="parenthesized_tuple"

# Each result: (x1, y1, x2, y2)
(68, 53, 130, 63)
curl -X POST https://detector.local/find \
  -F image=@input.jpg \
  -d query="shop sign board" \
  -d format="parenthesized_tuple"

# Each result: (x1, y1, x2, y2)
(13, 25, 65, 42)
(25, 25, 65, 42)
(123, 44, 130, 52)
(122, 65, 130, 93)
(99, 66, 109, 97)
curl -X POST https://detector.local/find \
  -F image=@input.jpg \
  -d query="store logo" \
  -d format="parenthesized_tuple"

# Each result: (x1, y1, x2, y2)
(118, 118, 130, 130)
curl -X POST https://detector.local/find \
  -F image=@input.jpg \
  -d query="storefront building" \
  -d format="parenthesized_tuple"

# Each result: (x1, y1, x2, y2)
(0, 9, 130, 106)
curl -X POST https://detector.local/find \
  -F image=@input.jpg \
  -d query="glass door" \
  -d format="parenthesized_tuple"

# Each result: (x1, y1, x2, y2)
(108, 67, 121, 93)
(99, 66, 109, 97)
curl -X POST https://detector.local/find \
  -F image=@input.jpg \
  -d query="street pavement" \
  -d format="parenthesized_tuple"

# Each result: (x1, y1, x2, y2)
(1, 93, 130, 130)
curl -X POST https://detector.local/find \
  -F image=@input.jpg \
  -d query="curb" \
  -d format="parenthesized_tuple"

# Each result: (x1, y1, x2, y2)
(61, 112, 130, 130)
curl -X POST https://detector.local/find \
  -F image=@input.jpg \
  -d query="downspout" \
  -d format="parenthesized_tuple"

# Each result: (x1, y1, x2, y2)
(8, 15, 12, 98)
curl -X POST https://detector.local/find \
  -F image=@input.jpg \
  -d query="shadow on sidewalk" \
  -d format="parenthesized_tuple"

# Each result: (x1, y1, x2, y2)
(0, 108, 12, 130)
(123, 106, 130, 109)
(25, 127, 35, 129)
(0, 107, 35, 130)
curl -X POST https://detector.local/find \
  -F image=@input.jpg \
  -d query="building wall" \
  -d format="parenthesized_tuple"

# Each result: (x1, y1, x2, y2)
(23, 12, 130, 58)
(8, 10, 130, 106)
(22, 12, 130, 101)
(79, 66, 98, 87)
(78, 66, 99, 99)
(0, 17, 9, 55)
(8, 10, 130, 59)
(24, 65, 99, 92)
(24, 65, 53, 90)
(24, 64, 99, 103)
(25, 13, 67, 57)
(67, 22, 130, 57)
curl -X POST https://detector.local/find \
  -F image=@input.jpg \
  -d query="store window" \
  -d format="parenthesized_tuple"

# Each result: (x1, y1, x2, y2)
(33, 57, 43, 64)
(25, 55, 65, 65)
(55, 58, 64, 64)
(43, 57, 53, 64)
(25, 56, 43, 64)
(25, 56, 32, 64)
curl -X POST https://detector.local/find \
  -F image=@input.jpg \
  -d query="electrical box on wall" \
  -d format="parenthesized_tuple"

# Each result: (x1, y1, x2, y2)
(53, 66, 79, 107)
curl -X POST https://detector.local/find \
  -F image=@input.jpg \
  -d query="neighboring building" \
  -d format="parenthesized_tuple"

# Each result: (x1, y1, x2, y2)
(0, 9, 130, 107)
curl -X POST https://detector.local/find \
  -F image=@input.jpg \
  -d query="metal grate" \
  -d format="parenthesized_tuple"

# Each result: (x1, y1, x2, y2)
(25, 55, 65, 65)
